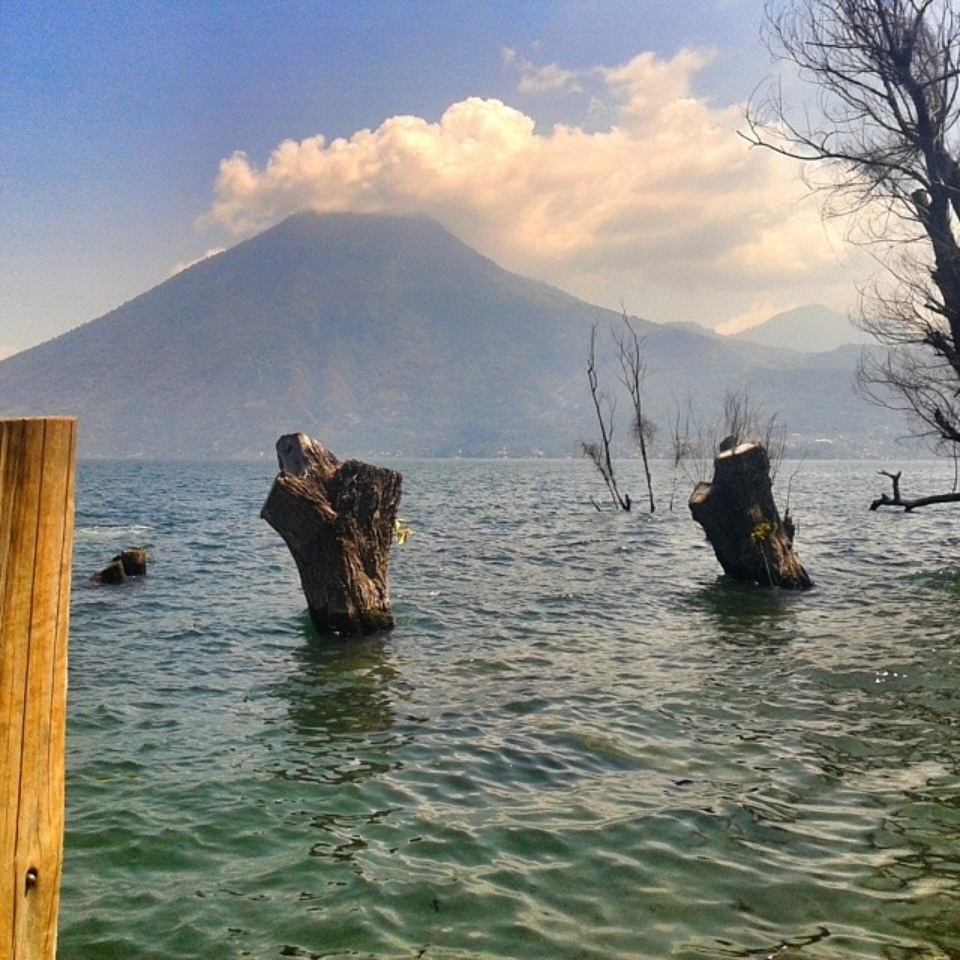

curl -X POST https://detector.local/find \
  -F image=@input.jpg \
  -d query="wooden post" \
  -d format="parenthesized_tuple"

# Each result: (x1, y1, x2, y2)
(0, 418, 76, 960)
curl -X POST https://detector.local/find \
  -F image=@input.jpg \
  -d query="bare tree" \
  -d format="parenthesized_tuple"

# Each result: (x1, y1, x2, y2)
(613, 315, 656, 512)
(721, 389, 786, 479)
(670, 388, 785, 487)
(582, 323, 631, 511)
(667, 397, 695, 511)
(744, 0, 960, 506)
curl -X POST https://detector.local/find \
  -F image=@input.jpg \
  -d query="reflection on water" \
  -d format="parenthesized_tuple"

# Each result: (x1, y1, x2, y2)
(692, 576, 802, 646)
(284, 621, 401, 735)
(267, 622, 409, 786)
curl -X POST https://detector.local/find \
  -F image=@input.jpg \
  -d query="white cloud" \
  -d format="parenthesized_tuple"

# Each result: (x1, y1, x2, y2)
(0, 345, 16, 361)
(168, 248, 226, 278)
(502, 46, 585, 94)
(203, 49, 862, 328)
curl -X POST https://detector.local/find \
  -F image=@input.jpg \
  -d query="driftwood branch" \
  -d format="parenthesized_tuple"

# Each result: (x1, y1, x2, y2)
(869, 470, 960, 511)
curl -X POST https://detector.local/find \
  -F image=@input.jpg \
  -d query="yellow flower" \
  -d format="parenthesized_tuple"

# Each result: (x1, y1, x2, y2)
(751, 521, 774, 544)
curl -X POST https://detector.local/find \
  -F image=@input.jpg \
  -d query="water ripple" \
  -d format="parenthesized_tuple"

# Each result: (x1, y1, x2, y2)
(59, 459, 960, 959)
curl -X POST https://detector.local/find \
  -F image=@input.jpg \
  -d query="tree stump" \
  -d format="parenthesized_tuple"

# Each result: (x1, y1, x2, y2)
(90, 559, 126, 585)
(90, 547, 147, 584)
(116, 548, 147, 576)
(689, 441, 812, 590)
(261, 433, 402, 636)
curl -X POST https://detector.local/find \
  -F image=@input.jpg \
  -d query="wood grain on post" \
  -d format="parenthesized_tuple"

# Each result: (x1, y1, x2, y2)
(0, 418, 77, 960)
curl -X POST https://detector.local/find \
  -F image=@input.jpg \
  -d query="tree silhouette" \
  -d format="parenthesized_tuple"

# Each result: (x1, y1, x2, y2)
(582, 323, 632, 511)
(745, 0, 960, 467)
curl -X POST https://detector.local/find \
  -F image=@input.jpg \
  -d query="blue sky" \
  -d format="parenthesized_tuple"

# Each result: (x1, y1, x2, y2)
(1, 1, 861, 358)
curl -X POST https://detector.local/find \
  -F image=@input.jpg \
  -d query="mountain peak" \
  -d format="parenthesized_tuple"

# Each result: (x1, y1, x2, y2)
(267, 209, 449, 242)
(0, 211, 618, 458)
(728, 304, 867, 353)
(0, 214, 896, 458)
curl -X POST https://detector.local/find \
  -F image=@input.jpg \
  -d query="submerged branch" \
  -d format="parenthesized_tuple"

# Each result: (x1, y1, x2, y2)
(869, 468, 960, 510)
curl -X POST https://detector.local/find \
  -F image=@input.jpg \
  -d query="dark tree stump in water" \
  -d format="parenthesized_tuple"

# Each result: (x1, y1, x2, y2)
(689, 441, 812, 590)
(117, 548, 147, 576)
(261, 433, 402, 636)
(90, 558, 126, 585)
(90, 547, 148, 584)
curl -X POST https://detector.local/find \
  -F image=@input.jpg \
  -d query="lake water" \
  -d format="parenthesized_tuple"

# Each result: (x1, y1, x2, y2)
(60, 457, 960, 959)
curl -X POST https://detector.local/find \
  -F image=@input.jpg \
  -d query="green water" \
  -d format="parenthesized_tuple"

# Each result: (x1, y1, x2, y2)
(60, 459, 960, 958)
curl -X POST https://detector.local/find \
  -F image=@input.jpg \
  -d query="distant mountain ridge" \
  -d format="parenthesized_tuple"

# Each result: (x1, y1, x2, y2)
(0, 211, 899, 459)
(728, 304, 869, 353)
(0, 212, 624, 457)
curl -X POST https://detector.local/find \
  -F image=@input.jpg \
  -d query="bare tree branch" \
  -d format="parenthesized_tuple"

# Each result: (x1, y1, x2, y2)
(613, 313, 656, 513)
(582, 323, 631, 511)
(870, 468, 960, 508)
(746, 0, 960, 483)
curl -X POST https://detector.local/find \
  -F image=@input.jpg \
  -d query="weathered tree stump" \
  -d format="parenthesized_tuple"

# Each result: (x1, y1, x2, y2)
(261, 433, 402, 636)
(117, 548, 147, 576)
(90, 547, 148, 584)
(90, 559, 126, 585)
(689, 441, 812, 590)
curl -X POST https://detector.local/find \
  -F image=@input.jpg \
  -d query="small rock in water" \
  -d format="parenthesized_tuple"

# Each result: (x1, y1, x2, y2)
(91, 547, 148, 584)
